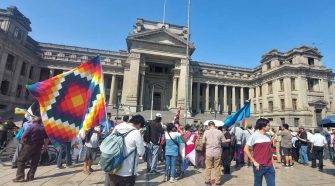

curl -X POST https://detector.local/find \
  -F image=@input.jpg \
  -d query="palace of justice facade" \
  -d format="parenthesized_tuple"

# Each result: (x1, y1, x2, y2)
(0, 6, 334, 127)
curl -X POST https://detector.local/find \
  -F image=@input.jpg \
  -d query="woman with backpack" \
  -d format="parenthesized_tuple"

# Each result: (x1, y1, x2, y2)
(164, 123, 184, 183)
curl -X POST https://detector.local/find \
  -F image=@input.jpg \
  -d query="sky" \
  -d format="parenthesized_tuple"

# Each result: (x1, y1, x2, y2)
(1, 0, 334, 70)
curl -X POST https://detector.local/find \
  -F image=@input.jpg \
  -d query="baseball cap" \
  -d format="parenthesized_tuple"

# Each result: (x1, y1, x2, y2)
(156, 113, 162, 117)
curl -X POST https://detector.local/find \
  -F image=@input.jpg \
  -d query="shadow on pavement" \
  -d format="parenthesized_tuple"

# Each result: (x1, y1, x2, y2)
(33, 169, 82, 180)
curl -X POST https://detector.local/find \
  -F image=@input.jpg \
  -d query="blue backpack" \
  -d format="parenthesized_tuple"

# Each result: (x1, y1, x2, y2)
(99, 129, 137, 174)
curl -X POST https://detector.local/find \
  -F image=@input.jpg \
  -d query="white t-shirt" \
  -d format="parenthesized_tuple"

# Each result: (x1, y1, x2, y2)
(113, 123, 145, 176)
(311, 133, 327, 147)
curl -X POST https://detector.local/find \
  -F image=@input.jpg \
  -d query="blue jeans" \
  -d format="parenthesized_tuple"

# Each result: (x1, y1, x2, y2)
(235, 144, 242, 164)
(299, 145, 308, 164)
(165, 155, 177, 178)
(57, 142, 72, 167)
(147, 142, 160, 172)
(253, 165, 275, 186)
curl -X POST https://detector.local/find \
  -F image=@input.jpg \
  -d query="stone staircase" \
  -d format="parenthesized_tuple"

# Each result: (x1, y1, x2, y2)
(106, 105, 259, 126)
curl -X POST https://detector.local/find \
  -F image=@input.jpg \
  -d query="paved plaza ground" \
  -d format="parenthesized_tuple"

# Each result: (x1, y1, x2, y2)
(0, 158, 334, 186)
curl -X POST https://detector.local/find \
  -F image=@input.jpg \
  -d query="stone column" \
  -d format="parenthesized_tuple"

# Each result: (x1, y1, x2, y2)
(170, 77, 177, 108)
(121, 53, 141, 112)
(223, 85, 227, 113)
(177, 58, 188, 110)
(49, 69, 54, 78)
(34, 67, 41, 82)
(249, 87, 254, 113)
(139, 72, 145, 111)
(232, 86, 236, 112)
(240, 87, 244, 107)
(214, 84, 219, 110)
(205, 83, 209, 112)
(109, 75, 116, 105)
(273, 80, 280, 111)
(0, 51, 7, 84)
(297, 77, 308, 111)
(196, 82, 201, 113)
(9, 56, 22, 96)
(284, 78, 293, 110)
(189, 76, 193, 110)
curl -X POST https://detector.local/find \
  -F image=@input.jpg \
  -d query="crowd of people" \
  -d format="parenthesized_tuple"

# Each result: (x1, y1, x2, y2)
(2, 111, 334, 186)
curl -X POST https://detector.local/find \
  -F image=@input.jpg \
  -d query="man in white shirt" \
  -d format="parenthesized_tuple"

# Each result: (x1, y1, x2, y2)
(310, 128, 327, 171)
(230, 123, 244, 167)
(108, 115, 145, 186)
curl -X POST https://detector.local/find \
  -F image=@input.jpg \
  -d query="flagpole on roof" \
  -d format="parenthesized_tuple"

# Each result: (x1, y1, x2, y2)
(163, 0, 167, 24)
(184, 0, 191, 126)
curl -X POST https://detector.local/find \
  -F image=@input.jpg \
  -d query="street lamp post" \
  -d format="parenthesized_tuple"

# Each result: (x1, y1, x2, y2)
(150, 84, 155, 120)
(184, 0, 191, 126)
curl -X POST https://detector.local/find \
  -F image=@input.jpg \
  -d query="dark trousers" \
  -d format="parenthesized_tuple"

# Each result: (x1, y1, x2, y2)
(108, 174, 135, 186)
(16, 144, 42, 180)
(312, 146, 324, 169)
(0, 131, 7, 147)
(57, 142, 72, 167)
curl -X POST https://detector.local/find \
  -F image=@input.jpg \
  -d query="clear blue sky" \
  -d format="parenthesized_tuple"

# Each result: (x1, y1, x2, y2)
(1, 0, 334, 70)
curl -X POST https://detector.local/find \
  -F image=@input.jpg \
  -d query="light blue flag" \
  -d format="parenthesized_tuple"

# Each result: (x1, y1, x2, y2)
(224, 101, 251, 127)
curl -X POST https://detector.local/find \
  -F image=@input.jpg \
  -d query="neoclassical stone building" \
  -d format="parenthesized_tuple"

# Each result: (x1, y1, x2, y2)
(0, 6, 334, 127)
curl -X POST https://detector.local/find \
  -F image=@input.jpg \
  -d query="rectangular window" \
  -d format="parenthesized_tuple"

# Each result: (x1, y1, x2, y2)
(294, 118, 300, 127)
(259, 86, 262, 96)
(29, 66, 34, 79)
(268, 101, 273, 112)
(25, 89, 30, 99)
(16, 85, 22, 98)
(292, 99, 297, 111)
(253, 88, 256, 98)
(6, 54, 15, 71)
(20, 62, 27, 76)
(280, 79, 284, 91)
(308, 78, 319, 91)
(14, 27, 23, 40)
(308, 57, 314, 66)
(280, 118, 285, 124)
(267, 62, 271, 70)
(268, 82, 273, 94)
(280, 99, 285, 111)
(117, 79, 122, 90)
(254, 104, 257, 112)
(0, 80, 10, 95)
(260, 103, 263, 112)
(291, 78, 296, 90)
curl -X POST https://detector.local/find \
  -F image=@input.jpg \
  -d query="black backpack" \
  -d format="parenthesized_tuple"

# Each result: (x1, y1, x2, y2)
(143, 124, 151, 143)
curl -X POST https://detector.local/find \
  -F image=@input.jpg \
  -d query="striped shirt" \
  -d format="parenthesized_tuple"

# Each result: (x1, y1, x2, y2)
(246, 131, 272, 166)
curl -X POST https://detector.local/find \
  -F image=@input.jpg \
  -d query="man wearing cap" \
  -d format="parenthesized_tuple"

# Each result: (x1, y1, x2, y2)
(146, 113, 164, 174)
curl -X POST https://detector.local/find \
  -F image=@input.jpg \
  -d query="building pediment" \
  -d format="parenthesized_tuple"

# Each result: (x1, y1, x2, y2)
(308, 99, 328, 107)
(127, 28, 188, 47)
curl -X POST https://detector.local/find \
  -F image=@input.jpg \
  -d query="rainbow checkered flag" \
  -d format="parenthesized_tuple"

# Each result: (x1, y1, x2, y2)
(26, 56, 106, 143)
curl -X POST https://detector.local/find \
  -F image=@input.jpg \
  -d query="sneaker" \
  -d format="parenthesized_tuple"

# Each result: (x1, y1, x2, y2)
(283, 164, 290, 168)
(163, 176, 168, 182)
(57, 166, 66, 169)
(12, 178, 26, 182)
(170, 178, 176, 183)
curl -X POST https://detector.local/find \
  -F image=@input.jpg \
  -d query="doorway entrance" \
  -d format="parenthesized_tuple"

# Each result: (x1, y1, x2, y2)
(315, 109, 322, 124)
(153, 92, 161, 110)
